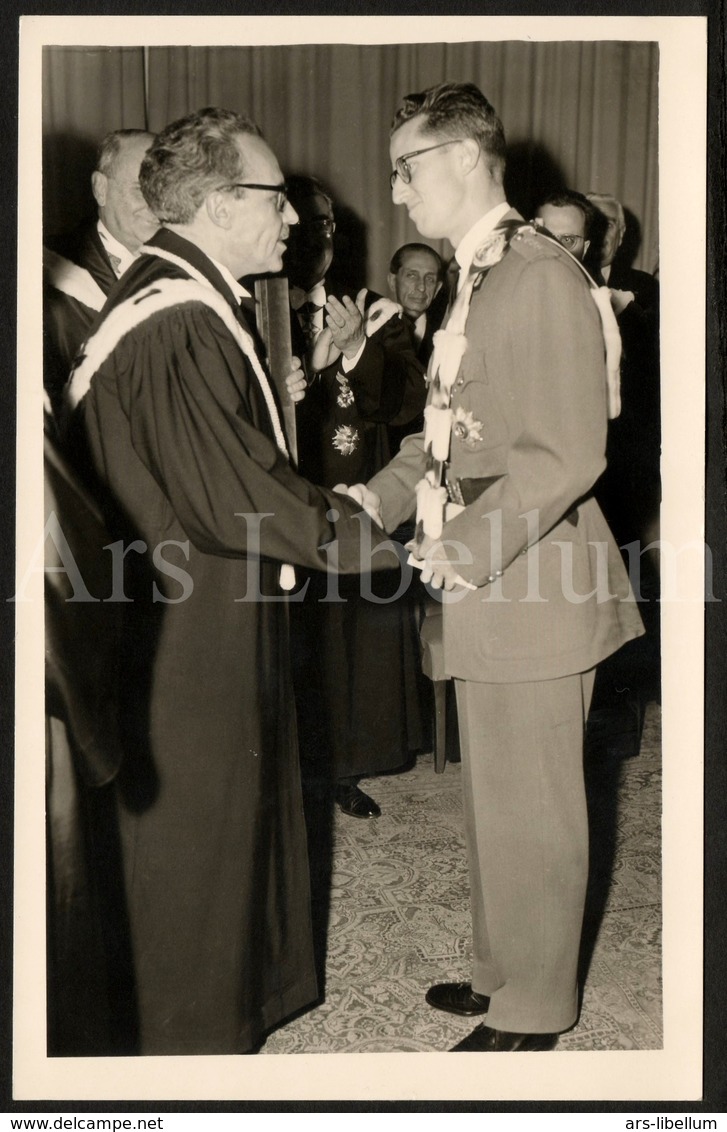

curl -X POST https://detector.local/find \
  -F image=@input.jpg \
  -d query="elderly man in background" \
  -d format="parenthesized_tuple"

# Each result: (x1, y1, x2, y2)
(344, 81, 643, 1052)
(62, 107, 399, 1055)
(43, 129, 158, 411)
(386, 241, 447, 452)
(387, 241, 445, 365)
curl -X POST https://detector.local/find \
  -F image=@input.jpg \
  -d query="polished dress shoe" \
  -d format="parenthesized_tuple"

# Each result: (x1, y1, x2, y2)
(450, 1023, 558, 1052)
(335, 784, 381, 818)
(425, 981, 490, 1016)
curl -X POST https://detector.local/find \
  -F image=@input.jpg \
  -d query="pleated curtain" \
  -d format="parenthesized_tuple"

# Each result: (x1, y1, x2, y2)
(42, 40, 658, 286)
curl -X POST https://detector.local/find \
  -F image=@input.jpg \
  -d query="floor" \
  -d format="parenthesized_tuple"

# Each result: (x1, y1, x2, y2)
(262, 699, 662, 1055)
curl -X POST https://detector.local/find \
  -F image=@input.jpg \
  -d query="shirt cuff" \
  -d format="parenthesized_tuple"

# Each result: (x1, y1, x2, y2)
(341, 339, 366, 371)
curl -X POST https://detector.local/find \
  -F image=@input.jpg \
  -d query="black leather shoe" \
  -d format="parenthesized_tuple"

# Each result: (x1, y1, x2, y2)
(451, 1023, 558, 1052)
(335, 784, 381, 818)
(425, 981, 490, 1016)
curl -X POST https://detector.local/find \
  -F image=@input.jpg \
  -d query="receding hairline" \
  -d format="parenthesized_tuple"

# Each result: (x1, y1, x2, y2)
(96, 129, 155, 175)
(391, 244, 444, 275)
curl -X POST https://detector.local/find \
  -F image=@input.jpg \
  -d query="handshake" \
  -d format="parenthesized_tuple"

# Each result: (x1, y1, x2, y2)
(333, 481, 384, 529)
(333, 483, 476, 593)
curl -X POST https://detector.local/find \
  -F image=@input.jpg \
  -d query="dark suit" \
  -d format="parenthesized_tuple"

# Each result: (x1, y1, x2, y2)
(389, 297, 447, 454)
(593, 262, 660, 549)
(369, 213, 644, 1033)
(293, 287, 428, 486)
(589, 261, 661, 740)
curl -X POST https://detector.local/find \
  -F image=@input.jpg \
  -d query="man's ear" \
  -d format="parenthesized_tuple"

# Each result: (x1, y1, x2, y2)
(387, 272, 398, 301)
(583, 239, 591, 257)
(433, 280, 443, 298)
(206, 189, 234, 230)
(459, 137, 481, 176)
(91, 171, 107, 208)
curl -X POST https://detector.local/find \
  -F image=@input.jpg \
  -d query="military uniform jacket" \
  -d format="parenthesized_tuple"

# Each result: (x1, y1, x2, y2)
(369, 213, 644, 684)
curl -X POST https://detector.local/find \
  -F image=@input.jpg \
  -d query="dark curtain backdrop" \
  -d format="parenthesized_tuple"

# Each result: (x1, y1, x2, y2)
(43, 41, 658, 289)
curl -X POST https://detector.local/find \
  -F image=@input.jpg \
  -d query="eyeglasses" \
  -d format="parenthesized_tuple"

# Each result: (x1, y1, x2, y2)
(303, 217, 336, 235)
(389, 139, 466, 189)
(220, 182, 288, 212)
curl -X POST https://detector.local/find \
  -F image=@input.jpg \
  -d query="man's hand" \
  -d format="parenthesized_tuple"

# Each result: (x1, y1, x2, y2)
(285, 358, 307, 403)
(325, 290, 367, 358)
(407, 534, 476, 592)
(309, 327, 341, 373)
(333, 481, 384, 528)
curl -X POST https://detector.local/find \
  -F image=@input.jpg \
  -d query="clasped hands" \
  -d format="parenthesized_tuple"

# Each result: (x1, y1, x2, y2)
(332, 483, 474, 592)
(310, 289, 367, 372)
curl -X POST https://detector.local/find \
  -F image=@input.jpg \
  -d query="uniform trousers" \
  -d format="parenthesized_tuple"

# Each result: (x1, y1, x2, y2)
(455, 669, 596, 1035)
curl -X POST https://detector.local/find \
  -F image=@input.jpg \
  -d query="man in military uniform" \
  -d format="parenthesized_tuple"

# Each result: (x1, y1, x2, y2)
(346, 82, 644, 1051)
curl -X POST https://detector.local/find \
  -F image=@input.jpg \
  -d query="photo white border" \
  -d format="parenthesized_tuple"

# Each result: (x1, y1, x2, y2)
(14, 13, 707, 1103)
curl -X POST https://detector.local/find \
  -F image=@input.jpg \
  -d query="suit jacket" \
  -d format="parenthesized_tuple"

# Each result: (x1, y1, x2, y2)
(369, 211, 644, 684)
(293, 286, 427, 487)
(591, 261, 661, 542)
(389, 298, 448, 453)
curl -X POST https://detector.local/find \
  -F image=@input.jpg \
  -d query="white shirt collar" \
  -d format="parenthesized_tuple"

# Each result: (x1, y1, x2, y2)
(97, 220, 137, 277)
(412, 312, 427, 342)
(289, 281, 327, 311)
(454, 201, 511, 289)
(209, 257, 252, 304)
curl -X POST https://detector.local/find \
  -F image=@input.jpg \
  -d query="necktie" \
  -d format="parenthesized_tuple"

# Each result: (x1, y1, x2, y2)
(299, 299, 323, 344)
(108, 252, 122, 276)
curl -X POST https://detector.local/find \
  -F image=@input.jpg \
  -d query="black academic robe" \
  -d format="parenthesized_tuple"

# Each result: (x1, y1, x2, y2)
(290, 288, 428, 782)
(44, 220, 119, 413)
(64, 228, 399, 1054)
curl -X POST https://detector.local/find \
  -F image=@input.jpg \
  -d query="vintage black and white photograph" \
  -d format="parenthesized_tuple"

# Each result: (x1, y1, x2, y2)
(13, 13, 707, 1104)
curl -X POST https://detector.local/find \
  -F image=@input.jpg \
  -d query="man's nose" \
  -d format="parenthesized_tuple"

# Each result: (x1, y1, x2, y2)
(284, 201, 299, 226)
(391, 175, 408, 206)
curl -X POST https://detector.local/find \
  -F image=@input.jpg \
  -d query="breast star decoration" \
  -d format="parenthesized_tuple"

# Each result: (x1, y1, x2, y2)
(332, 424, 359, 456)
(452, 405, 484, 447)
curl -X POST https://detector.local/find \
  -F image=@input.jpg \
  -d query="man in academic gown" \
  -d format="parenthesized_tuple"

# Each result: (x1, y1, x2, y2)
(63, 107, 399, 1055)
(43, 129, 158, 414)
(343, 82, 644, 1051)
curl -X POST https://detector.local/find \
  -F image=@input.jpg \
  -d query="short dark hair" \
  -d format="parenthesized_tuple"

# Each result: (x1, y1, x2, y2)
(95, 129, 155, 177)
(538, 189, 597, 238)
(286, 174, 334, 214)
(391, 81, 507, 182)
(139, 107, 262, 225)
(389, 242, 444, 278)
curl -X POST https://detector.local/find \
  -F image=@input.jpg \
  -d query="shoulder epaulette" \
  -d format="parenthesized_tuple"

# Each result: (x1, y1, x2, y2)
(508, 225, 561, 263)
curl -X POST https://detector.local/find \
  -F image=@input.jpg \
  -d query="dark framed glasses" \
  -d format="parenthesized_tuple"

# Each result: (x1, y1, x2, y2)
(389, 139, 466, 189)
(220, 182, 288, 212)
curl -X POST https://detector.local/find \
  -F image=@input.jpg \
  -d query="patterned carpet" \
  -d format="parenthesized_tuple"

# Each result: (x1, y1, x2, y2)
(262, 700, 662, 1055)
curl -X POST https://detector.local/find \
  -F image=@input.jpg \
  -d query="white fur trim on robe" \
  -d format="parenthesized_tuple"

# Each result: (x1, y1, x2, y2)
(43, 247, 106, 312)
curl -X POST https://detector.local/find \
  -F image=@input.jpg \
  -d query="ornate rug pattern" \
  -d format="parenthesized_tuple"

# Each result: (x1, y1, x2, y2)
(263, 703, 662, 1054)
